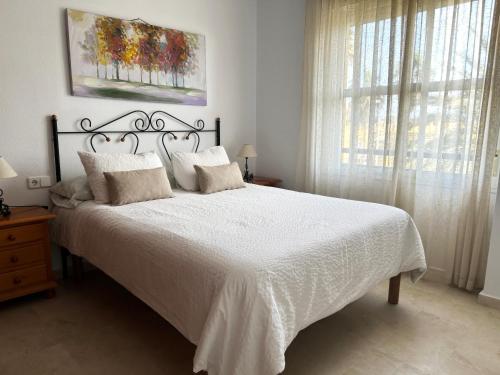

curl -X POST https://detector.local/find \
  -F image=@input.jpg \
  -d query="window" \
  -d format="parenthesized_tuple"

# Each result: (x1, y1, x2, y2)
(340, 0, 494, 174)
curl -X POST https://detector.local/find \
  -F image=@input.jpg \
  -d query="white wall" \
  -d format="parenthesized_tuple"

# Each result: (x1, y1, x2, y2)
(481, 176, 500, 308)
(256, 0, 305, 188)
(0, 0, 256, 205)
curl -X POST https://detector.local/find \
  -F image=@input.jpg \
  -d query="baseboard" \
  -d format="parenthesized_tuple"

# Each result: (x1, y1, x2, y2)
(422, 266, 447, 283)
(478, 291, 500, 310)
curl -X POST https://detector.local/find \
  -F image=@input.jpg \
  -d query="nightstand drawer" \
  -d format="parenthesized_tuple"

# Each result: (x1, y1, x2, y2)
(0, 264, 47, 293)
(0, 223, 46, 248)
(0, 243, 44, 271)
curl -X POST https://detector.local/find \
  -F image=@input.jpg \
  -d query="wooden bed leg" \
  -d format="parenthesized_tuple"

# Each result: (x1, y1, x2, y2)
(72, 255, 84, 282)
(61, 247, 69, 280)
(388, 273, 401, 305)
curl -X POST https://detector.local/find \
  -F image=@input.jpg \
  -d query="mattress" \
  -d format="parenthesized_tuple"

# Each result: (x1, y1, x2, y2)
(51, 184, 427, 375)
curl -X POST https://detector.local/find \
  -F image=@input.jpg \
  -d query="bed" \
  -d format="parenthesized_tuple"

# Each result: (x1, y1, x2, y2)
(49, 111, 427, 375)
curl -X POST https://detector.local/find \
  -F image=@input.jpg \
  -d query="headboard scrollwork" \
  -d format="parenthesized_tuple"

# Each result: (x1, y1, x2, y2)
(51, 111, 221, 182)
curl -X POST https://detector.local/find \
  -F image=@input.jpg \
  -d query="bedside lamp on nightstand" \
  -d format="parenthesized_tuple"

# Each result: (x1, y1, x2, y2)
(0, 156, 17, 217)
(237, 144, 257, 183)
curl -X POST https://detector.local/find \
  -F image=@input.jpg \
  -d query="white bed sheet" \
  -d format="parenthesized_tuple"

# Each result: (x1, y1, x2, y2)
(51, 184, 426, 375)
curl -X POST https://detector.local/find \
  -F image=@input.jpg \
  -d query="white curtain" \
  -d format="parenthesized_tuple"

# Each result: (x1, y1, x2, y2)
(297, 0, 500, 290)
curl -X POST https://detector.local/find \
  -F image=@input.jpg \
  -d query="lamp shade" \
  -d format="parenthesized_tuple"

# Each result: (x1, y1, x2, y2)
(0, 157, 17, 179)
(237, 144, 257, 158)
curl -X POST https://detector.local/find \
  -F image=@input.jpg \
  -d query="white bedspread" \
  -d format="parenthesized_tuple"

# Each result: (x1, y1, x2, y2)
(51, 184, 426, 375)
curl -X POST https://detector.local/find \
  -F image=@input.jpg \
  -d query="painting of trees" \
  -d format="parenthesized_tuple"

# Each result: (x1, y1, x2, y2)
(161, 30, 200, 87)
(123, 33, 138, 81)
(96, 17, 126, 80)
(133, 23, 161, 84)
(79, 25, 99, 78)
(67, 9, 207, 105)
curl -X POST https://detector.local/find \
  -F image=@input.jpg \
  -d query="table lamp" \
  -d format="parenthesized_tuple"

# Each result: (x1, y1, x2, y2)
(0, 156, 17, 217)
(237, 144, 257, 183)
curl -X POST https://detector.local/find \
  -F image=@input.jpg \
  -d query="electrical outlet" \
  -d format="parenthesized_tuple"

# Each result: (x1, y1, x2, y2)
(27, 177, 41, 189)
(27, 176, 52, 189)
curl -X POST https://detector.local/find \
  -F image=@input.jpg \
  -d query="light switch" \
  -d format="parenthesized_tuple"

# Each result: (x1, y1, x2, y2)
(40, 176, 52, 187)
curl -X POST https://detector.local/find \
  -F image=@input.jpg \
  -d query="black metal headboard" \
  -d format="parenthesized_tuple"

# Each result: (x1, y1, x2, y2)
(51, 110, 221, 182)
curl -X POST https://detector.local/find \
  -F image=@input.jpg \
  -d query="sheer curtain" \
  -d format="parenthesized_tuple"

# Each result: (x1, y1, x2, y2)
(297, 0, 500, 290)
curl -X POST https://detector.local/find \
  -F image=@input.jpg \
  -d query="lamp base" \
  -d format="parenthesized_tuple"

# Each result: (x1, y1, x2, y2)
(243, 157, 254, 183)
(243, 173, 254, 183)
(0, 203, 11, 217)
(0, 189, 11, 217)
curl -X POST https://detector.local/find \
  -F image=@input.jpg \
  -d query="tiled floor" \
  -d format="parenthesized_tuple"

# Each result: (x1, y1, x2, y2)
(1, 271, 499, 375)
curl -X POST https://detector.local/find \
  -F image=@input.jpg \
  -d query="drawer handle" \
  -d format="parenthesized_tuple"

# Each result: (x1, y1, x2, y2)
(7, 234, 16, 241)
(10, 255, 19, 263)
(13, 277, 22, 285)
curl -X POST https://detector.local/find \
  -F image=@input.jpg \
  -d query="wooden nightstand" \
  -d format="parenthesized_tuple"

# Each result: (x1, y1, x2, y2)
(0, 207, 57, 302)
(252, 176, 282, 187)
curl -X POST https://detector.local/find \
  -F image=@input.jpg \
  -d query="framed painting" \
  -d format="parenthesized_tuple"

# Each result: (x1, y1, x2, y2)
(66, 9, 207, 105)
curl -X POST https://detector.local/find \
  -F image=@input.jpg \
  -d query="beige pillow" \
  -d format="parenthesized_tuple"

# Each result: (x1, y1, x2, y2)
(194, 162, 245, 194)
(104, 167, 174, 206)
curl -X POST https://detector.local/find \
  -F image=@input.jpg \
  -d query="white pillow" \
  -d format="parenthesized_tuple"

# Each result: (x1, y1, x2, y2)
(49, 176, 94, 201)
(78, 151, 163, 203)
(172, 146, 230, 191)
(50, 192, 85, 209)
